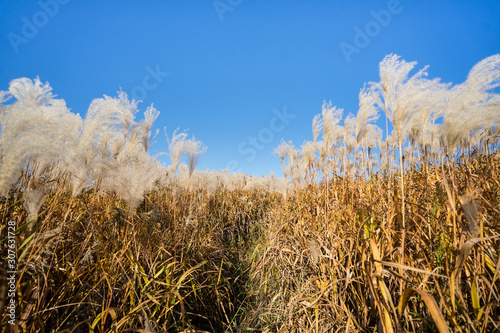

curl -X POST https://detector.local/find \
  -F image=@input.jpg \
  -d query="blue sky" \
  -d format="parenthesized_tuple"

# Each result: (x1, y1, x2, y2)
(1, 0, 499, 176)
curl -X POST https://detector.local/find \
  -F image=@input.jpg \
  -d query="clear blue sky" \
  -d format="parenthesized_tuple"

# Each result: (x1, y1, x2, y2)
(1, 0, 499, 176)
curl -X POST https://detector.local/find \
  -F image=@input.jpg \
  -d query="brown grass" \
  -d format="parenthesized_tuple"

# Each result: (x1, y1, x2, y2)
(1, 151, 499, 332)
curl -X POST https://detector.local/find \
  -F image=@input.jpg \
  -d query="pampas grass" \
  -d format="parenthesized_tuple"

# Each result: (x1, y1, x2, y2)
(1, 54, 499, 332)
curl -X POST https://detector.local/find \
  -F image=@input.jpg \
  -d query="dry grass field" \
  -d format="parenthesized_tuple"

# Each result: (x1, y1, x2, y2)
(1, 54, 499, 332)
(1, 151, 499, 332)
